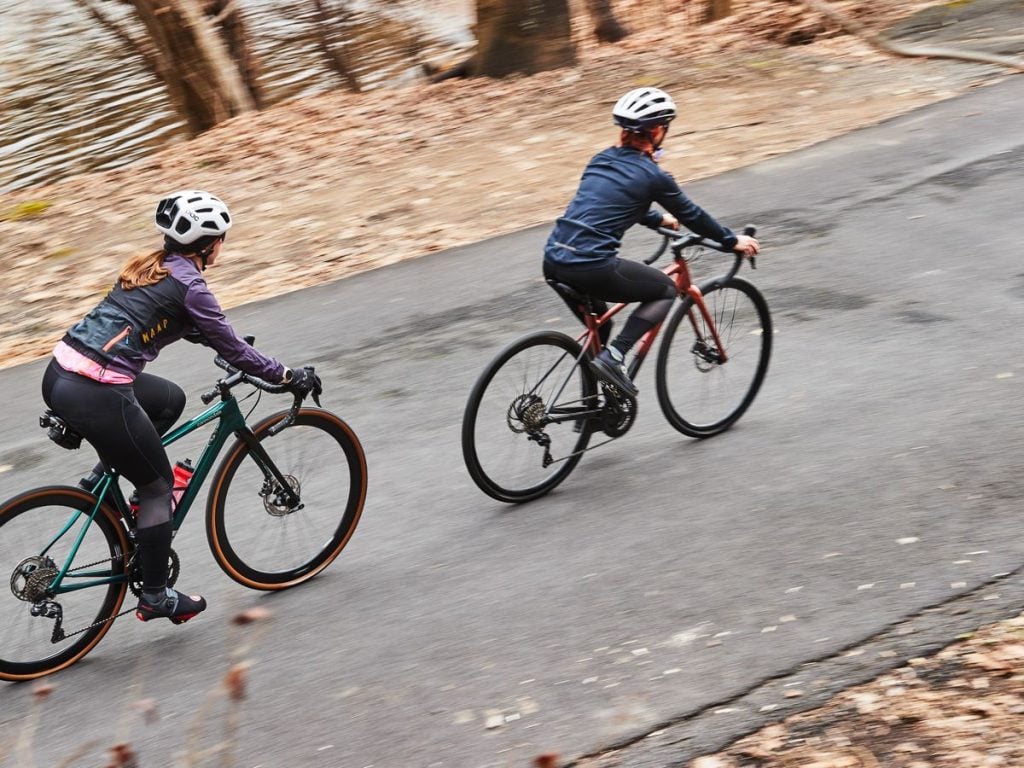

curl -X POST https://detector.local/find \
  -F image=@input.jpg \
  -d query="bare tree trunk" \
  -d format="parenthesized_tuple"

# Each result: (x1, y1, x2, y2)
(702, 0, 731, 23)
(472, 0, 576, 77)
(310, 0, 362, 93)
(203, 0, 265, 109)
(585, 0, 628, 43)
(128, 0, 257, 134)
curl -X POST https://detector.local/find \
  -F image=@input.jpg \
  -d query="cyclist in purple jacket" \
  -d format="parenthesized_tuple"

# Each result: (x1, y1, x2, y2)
(544, 87, 759, 396)
(42, 191, 321, 624)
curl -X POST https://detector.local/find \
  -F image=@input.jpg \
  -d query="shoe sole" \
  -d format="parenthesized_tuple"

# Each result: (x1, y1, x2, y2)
(136, 609, 202, 624)
(591, 358, 638, 397)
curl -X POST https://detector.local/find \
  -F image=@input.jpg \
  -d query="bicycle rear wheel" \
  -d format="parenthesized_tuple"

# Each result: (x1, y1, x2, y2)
(0, 487, 129, 681)
(462, 330, 597, 503)
(656, 276, 772, 437)
(207, 408, 367, 590)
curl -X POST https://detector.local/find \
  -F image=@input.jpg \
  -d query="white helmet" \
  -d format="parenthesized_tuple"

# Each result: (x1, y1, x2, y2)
(155, 190, 232, 245)
(612, 87, 677, 132)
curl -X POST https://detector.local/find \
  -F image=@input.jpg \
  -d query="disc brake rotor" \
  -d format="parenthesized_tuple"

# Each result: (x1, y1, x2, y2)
(692, 340, 721, 372)
(263, 475, 301, 516)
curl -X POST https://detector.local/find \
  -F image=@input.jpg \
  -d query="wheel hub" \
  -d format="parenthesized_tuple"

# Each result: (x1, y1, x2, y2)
(507, 394, 546, 433)
(263, 475, 301, 516)
(11, 556, 58, 603)
(691, 340, 722, 372)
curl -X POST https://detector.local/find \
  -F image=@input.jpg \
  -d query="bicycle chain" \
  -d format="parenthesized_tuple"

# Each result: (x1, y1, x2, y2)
(36, 553, 135, 642)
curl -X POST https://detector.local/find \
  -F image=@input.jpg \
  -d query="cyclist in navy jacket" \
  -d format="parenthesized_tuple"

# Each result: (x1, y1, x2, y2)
(544, 87, 759, 396)
(42, 191, 321, 624)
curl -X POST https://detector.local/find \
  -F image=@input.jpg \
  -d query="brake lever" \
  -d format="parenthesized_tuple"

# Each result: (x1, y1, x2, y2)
(267, 393, 304, 437)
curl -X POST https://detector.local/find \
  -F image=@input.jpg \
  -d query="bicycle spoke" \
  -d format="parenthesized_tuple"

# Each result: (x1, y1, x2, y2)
(656, 278, 771, 437)
(208, 410, 365, 589)
(0, 490, 127, 680)
(463, 331, 596, 503)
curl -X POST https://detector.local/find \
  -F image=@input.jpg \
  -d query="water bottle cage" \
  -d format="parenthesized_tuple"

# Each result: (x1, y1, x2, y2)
(39, 411, 83, 451)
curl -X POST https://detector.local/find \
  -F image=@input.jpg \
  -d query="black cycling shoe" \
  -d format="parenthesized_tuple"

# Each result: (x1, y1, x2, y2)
(136, 588, 207, 625)
(78, 468, 102, 492)
(591, 348, 638, 397)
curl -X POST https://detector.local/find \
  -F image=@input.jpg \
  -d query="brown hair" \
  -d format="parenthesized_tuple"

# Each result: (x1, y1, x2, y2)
(618, 129, 658, 156)
(119, 249, 170, 290)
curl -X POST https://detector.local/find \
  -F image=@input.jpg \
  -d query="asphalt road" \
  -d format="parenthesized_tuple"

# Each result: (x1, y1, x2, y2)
(1, 76, 1023, 768)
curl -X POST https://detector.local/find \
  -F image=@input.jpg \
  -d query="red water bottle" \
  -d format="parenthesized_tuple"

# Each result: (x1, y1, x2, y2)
(171, 459, 194, 510)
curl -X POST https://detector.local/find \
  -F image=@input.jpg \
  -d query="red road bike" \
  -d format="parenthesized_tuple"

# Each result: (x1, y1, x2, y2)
(461, 226, 772, 503)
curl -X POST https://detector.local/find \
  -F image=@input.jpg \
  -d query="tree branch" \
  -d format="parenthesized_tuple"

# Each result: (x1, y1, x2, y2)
(70, 0, 162, 79)
(310, 0, 361, 93)
(796, 0, 1024, 73)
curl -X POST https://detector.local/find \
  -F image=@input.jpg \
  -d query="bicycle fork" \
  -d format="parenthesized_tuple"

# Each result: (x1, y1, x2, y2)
(236, 430, 303, 511)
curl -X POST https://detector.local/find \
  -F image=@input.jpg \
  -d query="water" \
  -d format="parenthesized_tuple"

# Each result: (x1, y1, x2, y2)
(0, 0, 472, 193)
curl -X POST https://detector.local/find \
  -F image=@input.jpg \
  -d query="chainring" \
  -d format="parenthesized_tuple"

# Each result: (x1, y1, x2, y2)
(600, 387, 638, 438)
(128, 548, 180, 597)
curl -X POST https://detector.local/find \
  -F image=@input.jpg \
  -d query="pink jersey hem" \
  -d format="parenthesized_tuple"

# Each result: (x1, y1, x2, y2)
(53, 341, 134, 384)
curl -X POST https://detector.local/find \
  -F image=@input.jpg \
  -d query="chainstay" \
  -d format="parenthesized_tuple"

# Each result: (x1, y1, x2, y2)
(46, 553, 132, 641)
(541, 434, 620, 466)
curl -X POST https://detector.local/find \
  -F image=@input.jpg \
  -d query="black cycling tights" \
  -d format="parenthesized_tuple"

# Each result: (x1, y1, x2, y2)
(544, 258, 676, 354)
(42, 360, 186, 592)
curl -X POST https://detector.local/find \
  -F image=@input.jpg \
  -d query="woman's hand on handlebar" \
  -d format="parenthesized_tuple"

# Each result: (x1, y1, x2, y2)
(284, 365, 323, 404)
(660, 213, 680, 230)
(733, 234, 760, 258)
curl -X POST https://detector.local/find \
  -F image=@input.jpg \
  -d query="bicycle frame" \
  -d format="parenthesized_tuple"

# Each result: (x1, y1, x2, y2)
(534, 252, 733, 435)
(42, 394, 296, 596)
(578, 255, 728, 377)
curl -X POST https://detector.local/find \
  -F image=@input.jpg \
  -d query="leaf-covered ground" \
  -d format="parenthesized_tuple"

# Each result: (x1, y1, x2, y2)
(689, 612, 1024, 768)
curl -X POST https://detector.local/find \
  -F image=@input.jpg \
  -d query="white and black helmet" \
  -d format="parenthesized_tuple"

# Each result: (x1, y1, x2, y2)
(612, 87, 677, 132)
(154, 190, 232, 246)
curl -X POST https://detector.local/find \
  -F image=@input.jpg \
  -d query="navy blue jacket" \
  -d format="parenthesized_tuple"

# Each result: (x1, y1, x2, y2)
(544, 146, 737, 268)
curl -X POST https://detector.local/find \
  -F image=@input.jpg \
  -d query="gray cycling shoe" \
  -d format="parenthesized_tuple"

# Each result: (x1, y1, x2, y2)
(591, 348, 638, 397)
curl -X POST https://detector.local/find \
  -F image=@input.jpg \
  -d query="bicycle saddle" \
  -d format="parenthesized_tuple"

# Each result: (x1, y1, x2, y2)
(545, 279, 599, 313)
(40, 410, 83, 451)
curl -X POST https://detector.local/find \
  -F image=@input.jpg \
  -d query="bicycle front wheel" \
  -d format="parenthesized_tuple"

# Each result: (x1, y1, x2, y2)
(656, 277, 772, 437)
(0, 487, 129, 681)
(462, 330, 597, 503)
(207, 409, 367, 590)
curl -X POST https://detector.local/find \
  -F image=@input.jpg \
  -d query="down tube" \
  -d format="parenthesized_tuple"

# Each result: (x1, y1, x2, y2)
(161, 398, 242, 529)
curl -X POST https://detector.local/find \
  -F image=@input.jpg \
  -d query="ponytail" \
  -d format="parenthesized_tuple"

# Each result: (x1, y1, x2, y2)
(119, 249, 169, 290)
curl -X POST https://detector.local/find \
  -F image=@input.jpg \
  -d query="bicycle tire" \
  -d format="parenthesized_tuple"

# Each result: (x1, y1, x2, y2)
(0, 487, 129, 681)
(206, 408, 366, 590)
(462, 330, 597, 503)
(655, 276, 772, 438)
